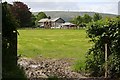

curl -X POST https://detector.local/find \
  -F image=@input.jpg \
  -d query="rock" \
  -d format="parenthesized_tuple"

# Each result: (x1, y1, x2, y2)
(18, 57, 85, 79)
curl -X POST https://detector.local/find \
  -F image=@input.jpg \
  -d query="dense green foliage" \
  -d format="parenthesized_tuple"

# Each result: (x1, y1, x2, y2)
(2, 2, 18, 66)
(2, 2, 26, 79)
(71, 13, 102, 28)
(86, 17, 120, 79)
(31, 14, 36, 27)
(93, 13, 102, 21)
(83, 14, 92, 23)
(10, 1, 35, 28)
(36, 12, 47, 21)
(70, 16, 83, 27)
(2, 3, 18, 37)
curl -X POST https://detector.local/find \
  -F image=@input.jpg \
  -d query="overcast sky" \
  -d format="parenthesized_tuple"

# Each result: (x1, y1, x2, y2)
(2, 0, 120, 15)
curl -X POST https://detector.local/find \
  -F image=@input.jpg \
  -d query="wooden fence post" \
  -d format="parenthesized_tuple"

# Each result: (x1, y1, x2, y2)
(12, 31, 17, 65)
(105, 43, 108, 78)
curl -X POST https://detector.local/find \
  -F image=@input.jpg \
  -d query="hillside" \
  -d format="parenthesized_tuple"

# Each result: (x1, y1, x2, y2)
(33, 11, 117, 21)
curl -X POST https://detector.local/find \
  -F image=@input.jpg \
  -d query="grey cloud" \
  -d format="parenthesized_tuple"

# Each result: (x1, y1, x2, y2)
(27, 2, 80, 11)
(118, 1, 120, 15)
(26, 2, 118, 14)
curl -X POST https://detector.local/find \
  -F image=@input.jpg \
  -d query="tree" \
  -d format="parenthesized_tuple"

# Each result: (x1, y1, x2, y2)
(30, 14, 36, 27)
(93, 13, 102, 21)
(70, 16, 83, 27)
(35, 12, 47, 26)
(36, 12, 47, 21)
(11, 1, 33, 28)
(2, 2, 26, 79)
(86, 17, 120, 79)
(83, 14, 92, 23)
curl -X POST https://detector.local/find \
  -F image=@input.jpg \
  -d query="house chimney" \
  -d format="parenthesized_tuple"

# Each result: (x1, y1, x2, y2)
(48, 16, 51, 19)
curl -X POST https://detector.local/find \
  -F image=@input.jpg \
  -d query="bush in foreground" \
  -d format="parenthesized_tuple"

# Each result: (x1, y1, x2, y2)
(85, 17, 120, 79)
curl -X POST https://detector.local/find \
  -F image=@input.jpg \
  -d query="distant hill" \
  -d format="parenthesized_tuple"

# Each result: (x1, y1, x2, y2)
(33, 11, 117, 21)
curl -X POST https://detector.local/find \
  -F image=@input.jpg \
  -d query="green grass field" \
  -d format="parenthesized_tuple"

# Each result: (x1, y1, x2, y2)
(18, 29, 92, 70)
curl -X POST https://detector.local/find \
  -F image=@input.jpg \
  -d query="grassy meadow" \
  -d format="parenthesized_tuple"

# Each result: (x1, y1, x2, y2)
(18, 29, 92, 70)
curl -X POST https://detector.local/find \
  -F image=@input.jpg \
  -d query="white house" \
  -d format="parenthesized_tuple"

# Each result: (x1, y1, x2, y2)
(38, 17, 65, 29)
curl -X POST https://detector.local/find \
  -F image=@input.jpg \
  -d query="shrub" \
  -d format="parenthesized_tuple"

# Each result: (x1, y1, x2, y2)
(85, 17, 120, 79)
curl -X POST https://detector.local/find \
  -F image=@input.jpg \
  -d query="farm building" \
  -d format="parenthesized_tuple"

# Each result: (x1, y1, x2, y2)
(61, 22, 76, 29)
(38, 17, 65, 29)
(38, 18, 51, 29)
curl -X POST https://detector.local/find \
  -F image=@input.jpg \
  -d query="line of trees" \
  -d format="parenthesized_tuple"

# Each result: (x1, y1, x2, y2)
(70, 13, 102, 28)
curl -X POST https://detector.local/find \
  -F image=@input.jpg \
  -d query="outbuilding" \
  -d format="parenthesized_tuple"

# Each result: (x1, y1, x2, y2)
(61, 22, 76, 29)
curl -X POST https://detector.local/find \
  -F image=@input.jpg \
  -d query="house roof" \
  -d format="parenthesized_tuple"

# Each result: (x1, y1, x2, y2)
(51, 17, 61, 22)
(61, 22, 76, 26)
(38, 17, 64, 22)
(38, 18, 50, 22)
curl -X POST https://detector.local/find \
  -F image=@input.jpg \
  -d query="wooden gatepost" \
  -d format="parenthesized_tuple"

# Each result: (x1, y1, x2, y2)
(103, 35, 109, 78)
